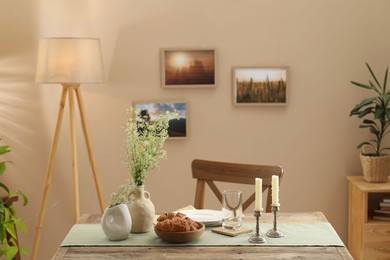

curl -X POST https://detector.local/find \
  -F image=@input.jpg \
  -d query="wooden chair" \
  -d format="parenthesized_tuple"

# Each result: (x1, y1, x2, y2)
(192, 159, 283, 212)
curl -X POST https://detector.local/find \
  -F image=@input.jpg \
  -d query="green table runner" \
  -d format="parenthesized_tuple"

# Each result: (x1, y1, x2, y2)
(61, 222, 345, 247)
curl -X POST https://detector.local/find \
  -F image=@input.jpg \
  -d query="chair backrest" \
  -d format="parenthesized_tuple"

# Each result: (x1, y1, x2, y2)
(191, 159, 283, 212)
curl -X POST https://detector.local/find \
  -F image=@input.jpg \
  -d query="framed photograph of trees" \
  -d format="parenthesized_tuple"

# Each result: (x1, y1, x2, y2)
(133, 100, 188, 139)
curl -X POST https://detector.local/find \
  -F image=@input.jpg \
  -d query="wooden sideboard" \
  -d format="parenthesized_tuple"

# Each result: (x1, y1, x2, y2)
(347, 176, 390, 260)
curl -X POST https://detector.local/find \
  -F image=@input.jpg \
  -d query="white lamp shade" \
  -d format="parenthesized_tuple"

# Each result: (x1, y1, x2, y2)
(36, 37, 104, 84)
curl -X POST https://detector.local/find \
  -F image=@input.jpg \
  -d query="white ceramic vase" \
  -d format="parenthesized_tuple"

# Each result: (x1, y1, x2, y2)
(101, 203, 132, 241)
(128, 185, 155, 233)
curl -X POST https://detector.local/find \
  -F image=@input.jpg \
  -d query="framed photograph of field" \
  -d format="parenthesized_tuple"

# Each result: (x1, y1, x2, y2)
(161, 48, 216, 88)
(133, 101, 188, 139)
(233, 67, 287, 106)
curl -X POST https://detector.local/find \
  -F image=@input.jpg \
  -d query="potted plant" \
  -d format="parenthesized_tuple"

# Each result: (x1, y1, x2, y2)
(0, 142, 28, 259)
(110, 107, 178, 233)
(350, 63, 390, 183)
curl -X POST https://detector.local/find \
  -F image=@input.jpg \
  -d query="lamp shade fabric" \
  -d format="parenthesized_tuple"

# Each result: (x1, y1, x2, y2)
(36, 38, 104, 84)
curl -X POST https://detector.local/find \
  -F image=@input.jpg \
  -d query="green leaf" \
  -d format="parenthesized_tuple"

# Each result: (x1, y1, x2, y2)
(358, 107, 374, 118)
(19, 192, 28, 206)
(20, 246, 28, 255)
(383, 128, 390, 137)
(371, 139, 379, 144)
(360, 126, 379, 136)
(369, 80, 381, 92)
(351, 80, 375, 90)
(15, 219, 26, 232)
(350, 96, 377, 113)
(369, 126, 379, 135)
(357, 142, 373, 150)
(0, 160, 11, 176)
(375, 107, 385, 119)
(8, 190, 28, 206)
(380, 147, 390, 153)
(0, 223, 5, 242)
(0, 183, 10, 195)
(4, 223, 16, 240)
(0, 162, 5, 176)
(0, 204, 6, 213)
(0, 142, 27, 260)
(386, 108, 390, 121)
(383, 93, 390, 105)
(6, 245, 17, 260)
(0, 145, 10, 155)
(362, 119, 377, 126)
(369, 126, 380, 136)
(384, 67, 389, 92)
(366, 63, 382, 89)
(4, 208, 10, 221)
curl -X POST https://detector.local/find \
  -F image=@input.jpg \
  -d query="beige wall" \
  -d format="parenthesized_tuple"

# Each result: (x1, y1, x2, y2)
(1, 0, 390, 259)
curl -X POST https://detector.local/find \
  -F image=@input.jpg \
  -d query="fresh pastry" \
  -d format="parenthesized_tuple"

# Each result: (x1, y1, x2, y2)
(155, 212, 201, 232)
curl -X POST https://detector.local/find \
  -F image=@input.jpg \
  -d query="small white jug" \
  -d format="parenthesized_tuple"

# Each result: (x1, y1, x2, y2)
(101, 203, 132, 241)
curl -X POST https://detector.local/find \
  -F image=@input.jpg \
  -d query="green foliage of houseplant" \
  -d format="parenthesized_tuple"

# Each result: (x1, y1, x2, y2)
(0, 143, 28, 260)
(350, 63, 390, 156)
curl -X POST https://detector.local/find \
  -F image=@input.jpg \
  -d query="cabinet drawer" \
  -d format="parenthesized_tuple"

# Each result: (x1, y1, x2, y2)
(364, 224, 390, 258)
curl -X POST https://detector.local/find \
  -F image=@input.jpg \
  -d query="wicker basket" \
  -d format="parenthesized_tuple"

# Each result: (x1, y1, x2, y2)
(360, 149, 390, 183)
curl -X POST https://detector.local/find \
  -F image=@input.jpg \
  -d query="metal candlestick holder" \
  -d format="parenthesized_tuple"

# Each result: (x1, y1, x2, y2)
(248, 210, 267, 243)
(266, 205, 284, 238)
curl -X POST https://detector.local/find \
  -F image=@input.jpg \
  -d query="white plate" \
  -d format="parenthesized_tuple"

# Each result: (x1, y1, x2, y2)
(178, 209, 224, 226)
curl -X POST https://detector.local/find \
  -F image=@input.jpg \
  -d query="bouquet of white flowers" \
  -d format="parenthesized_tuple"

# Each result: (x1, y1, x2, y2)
(123, 106, 178, 187)
(110, 107, 178, 206)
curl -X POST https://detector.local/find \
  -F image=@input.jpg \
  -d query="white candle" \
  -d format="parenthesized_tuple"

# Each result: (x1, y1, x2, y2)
(255, 178, 263, 211)
(271, 175, 279, 206)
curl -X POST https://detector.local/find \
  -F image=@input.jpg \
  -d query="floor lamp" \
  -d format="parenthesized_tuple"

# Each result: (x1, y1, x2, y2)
(32, 38, 106, 260)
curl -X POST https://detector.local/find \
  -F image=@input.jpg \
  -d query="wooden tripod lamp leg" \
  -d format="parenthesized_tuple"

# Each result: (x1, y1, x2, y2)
(31, 85, 68, 260)
(74, 86, 106, 212)
(68, 86, 80, 223)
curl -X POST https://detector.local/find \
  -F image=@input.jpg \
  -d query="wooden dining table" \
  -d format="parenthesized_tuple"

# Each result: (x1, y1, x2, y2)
(52, 211, 353, 259)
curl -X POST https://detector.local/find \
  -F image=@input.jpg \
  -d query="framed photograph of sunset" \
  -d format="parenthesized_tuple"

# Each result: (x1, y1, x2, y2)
(161, 48, 216, 88)
(233, 67, 287, 106)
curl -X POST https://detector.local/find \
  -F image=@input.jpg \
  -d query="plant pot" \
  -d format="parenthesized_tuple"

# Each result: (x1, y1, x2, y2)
(128, 185, 155, 233)
(101, 203, 132, 241)
(360, 153, 390, 183)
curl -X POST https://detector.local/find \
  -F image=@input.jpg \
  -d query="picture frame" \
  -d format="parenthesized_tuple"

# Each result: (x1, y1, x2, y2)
(161, 48, 216, 88)
(133, 100, 188, 139)
(233, 67, 287, 106)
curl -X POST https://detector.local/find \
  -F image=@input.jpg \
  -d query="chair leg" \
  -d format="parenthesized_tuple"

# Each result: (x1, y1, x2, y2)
(194, 180, 205, 209)
(265, 190, 272, 213)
